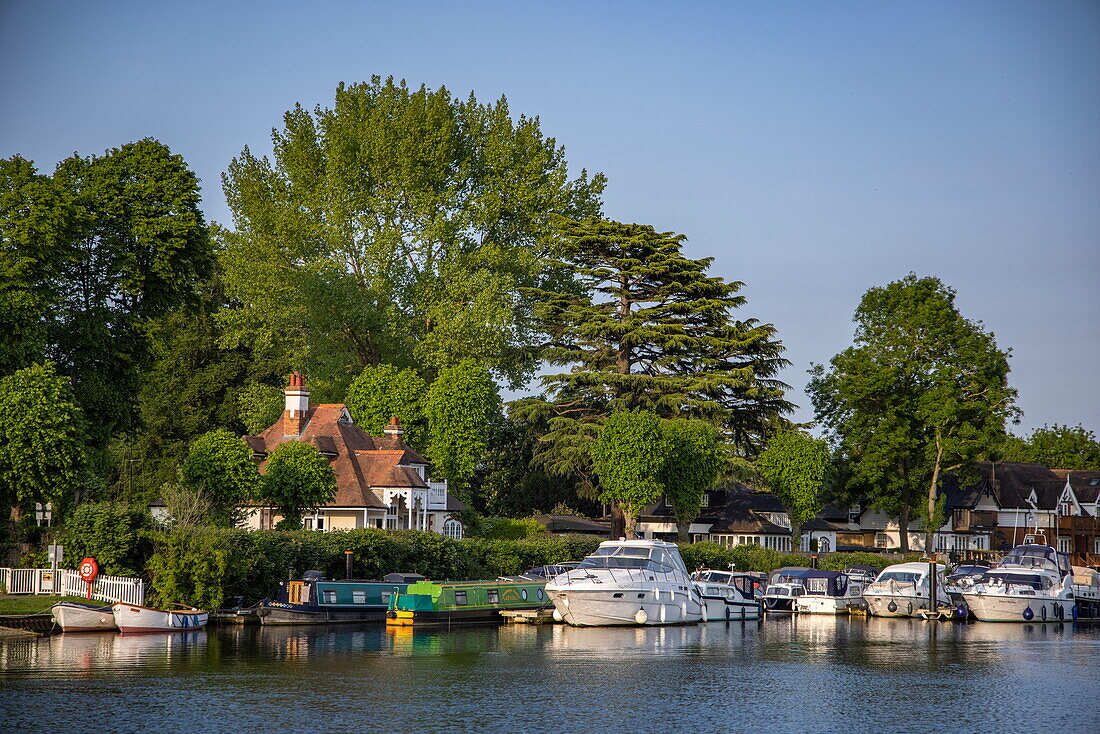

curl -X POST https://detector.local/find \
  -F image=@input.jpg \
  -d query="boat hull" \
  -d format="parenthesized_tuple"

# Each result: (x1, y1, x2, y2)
(112, 604, 208, 633)
(699, 594, 760, 621)
(961, 592, 1074, 623)
(52, 602, 117, 632)
(256, 602, 387, 625)
(548, 587, 703, 626)
(794, 596, 861, 615)
(865, 594, 929, 618)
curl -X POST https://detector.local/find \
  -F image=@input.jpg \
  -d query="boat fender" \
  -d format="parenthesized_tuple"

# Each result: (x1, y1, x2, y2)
(1071, 605, 1078, 621)
(1022, 607, 1033, 621)
(634, 608, 648, 625)
(887, 601, 897, 613)
(552, 609, 563, 623)
(906, 602, 913, 616)
(725, 606, 731, 622)
(955, 604, 968, 619)
(1055, 604, 1063, 620)
(1040, 605, 1047, 621)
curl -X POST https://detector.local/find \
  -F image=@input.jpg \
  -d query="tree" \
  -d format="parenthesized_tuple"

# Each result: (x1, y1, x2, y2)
(219, 76, 605, 396)
(520, 219, 790, 535)
(756, 431, 828, 548)
(181, 429, 261, 526)
(1000, 424, 1100, 470)
(262, 441, 337, 530)
(50, 139, 213, 440)
(661, 419, 724, 541)
(0, 156, 68, 375)
(590, 411, 669, 537)
(808, 274, 1017, 552)
(345, 363, 428, 450)
(0, 362, 89, 517)
(236, 381, 285, 435)
(424, 360, 499, 498)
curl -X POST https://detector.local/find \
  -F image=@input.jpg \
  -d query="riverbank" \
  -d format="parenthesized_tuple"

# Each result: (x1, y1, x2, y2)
(0, 595, 92, 615)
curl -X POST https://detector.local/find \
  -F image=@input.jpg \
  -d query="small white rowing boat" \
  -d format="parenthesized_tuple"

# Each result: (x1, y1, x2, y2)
(111, 603, 208, 633)
(52, 601, 117, 632)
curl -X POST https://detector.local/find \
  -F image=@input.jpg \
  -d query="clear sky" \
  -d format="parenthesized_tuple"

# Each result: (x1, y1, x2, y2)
(2, 0, 1097, 434)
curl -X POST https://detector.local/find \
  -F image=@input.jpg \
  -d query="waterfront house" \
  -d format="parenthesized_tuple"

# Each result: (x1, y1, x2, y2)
(636, 486, 795, 551)
(239, 373, 466, 538)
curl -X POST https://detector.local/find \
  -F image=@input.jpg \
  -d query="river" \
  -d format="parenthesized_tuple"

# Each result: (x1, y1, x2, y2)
(1, 617, 1097, 733)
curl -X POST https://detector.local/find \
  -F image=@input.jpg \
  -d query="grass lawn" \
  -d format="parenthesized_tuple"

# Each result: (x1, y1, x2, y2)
(0, 595, 98, 615)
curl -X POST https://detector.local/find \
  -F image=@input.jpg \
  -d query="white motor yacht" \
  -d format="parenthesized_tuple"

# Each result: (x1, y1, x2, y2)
(961, 544, 1074, 622)
(546, 539, 703, 626)
(865, 562, 950, 617)
(793, 570, 866, 615)
(691, 569, 762, 621)
(763, 567, 810, 613)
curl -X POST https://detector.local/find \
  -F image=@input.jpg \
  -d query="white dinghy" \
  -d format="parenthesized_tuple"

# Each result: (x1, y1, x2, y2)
(112, 603, 208, 633)
(52, 601, 118, 632)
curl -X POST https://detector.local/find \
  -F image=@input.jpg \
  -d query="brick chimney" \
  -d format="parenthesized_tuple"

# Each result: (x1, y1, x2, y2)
(283, 372, 310, 436)
(383, 416, 404, 438)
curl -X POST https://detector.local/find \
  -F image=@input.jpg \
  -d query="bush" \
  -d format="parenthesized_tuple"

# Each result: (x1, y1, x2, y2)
(471, 517, 546, 540)
(817, 552, 897, 572)
(678, 541, 735, 571)
(60, 502, 153, 576)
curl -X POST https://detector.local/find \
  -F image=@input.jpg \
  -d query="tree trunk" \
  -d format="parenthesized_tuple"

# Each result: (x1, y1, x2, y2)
(898, 504, 910, 553)
(926, 431, 945, 556)
(676, 520, 689, 542)
(610, 504, 626, 539)
(623, 511, 637, 539)
(791, 521, 802, 554)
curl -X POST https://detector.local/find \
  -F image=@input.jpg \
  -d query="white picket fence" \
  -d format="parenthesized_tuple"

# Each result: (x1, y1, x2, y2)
(0, 567, 144, 605)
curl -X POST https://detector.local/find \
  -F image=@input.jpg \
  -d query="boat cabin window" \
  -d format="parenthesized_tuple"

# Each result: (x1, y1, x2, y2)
(733, 577, 753, 598)
(877, 571, 921, 584)
(322, 590, 337, 604)
(352, 590, 367, 604)
(487, 589, 500, 604)
(381, 592, 392, 606)
(454, 591, 468, 606)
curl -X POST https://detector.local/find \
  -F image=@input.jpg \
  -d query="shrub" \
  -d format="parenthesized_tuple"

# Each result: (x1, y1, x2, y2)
(678, 541, 735, 571)
(60, 502, 153, 576)
(472, 517, 546, 540)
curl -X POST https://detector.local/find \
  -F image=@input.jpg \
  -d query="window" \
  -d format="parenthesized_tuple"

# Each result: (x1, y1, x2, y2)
(316, 518, 325, 531)
(875, 532, 889, 549)
(520, 588, 529, 600)
(454, 591, 468, 606)
(381, 592, 392, 606)
(322, 590, 337, 604)
(700, 494, 709, 508)
(487, 589, 500, 604)
(352, 590, 366, 604)
(1060, 501, 1073, 517)
(443, 519, 463, 539)
(1094, 538, 1100, 555)
(1057, 537, 1071, 554)
(303, 518, 312, 530)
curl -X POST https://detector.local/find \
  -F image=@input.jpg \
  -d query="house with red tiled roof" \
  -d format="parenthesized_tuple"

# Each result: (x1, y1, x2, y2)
(240, 372, 465, 538)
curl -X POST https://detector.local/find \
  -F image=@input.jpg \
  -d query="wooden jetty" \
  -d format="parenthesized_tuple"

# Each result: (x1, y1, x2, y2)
(500, 608, 557, 625)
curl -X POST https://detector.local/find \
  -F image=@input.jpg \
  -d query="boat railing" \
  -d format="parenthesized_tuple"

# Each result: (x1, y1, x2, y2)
(553, 564, 685, 588)
(866, 579, 919, 597)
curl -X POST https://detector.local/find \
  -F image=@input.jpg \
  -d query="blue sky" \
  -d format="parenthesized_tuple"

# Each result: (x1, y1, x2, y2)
(2, 1, 1097, 434)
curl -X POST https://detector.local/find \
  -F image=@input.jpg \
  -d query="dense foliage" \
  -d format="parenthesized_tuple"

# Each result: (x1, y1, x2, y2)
(660, 419, 724, 540)
(181, 429, 261, 525)
(59, 502, 153, 577)
(756, 431, 829, 545)
(262, 441, 338, 529)
(809, 274, 1017, 551)
(345, 363, 428, 450)
(590, 411, 669, 535)
(999, 424, 1100, 470)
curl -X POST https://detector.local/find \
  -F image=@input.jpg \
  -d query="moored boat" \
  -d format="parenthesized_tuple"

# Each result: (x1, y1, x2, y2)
(387, 578, 550, 626)
(864, 562, 950, 618)
(1070, 566, 1100, 621)
(793, 570, 866, 615)
(257, 571, 425, 625)
(112, 603, 208, 633)
(52, 601, 117, 632)
(763, 567, 810, 614)
(546, 539, 703, 626)
(961, 544, 1074, 623)
(691, 569, 762, 621)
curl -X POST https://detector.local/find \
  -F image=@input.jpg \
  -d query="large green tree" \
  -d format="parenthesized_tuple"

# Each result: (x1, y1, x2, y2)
(262, 441, 337, 530)
(808, 274, 1017, 552)
(519, 219, 789, 533)
(590, 410, 670, 537)
(0, 362, 89, 518)
(424, 360, 499, 498)
(181, 429, 261, 526)
(661, 419, 724, 541)
(345, 363, 428, 450)
(49, 139, 212, 440)
(756, 431, 829, 548)
(219, 76, 605, 397)
(1000, 424, 1100, 470)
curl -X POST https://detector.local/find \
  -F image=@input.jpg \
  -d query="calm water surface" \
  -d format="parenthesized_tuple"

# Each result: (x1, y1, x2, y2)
(1, 617, 1097, 733)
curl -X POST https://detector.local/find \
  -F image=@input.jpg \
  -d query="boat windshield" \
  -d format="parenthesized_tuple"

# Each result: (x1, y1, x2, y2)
(692, 571, 733, 584)
(999, 546, 1068, 575)
(579, 546, 678, 572)
(876, 571, 921, 584)
(981, 571, 1047, 590)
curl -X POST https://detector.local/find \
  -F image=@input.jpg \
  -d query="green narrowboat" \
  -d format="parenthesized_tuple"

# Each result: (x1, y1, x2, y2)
(257, 571, 426, 625)
(386, 579, 550, 626)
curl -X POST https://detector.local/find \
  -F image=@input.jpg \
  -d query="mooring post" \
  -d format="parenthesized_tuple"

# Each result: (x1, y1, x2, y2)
(928, 560, 938, 617)
(345, 550, 354, 580)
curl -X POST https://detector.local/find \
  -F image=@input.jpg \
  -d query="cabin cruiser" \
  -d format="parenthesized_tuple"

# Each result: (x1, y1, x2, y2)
(1070, 566, 1100, 621)
(793, 570, 866, 615)
(944, 564, 990, 617)
(842, 565, 879, 586)
(865, 562, 950, 617)
(691, 569, 762, 621)
(961, 544, 1074, 622)
(546, 539, 703, 626)
(763, 567, 810, 613)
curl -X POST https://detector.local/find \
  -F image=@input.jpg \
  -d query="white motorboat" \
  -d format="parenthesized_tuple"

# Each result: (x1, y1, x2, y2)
(944, 563, 990, 617)
(865, 562, 950, 617)
(1070, 566, 1100, 621)
(545, 539, 703, 626)
(691, 569, 762, 621)
(793, 570, 866, 615)
(111, 603, 208, 633)
(51, 601, 117, 632)
(961, 544, 1074, 623)
(763, 567, 810, 613)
